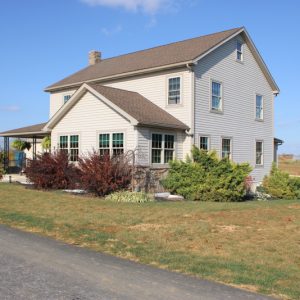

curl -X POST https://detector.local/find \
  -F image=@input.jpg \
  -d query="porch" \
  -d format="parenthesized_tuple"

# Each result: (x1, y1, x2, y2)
(0, 122, 49, 173)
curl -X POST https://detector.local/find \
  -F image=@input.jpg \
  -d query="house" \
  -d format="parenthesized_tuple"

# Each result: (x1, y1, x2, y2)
(0, 27, 282, 185)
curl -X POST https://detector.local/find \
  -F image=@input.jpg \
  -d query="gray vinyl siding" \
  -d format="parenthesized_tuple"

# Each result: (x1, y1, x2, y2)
(194, 34, 274, 183)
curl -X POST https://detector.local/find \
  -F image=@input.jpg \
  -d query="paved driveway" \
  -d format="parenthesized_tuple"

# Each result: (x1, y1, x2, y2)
(0, 225, 275, 300)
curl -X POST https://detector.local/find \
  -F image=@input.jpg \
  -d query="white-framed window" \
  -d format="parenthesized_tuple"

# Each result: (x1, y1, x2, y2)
(211, 81, 222, 111)
(99, 132, 124, 156)
(59, 134, 79, 162)
(256, 140, 263, 165)
(221, 138, 232, 159)
(151, 133, 175, 164)
(63, 94, 72, 104)
(168, 77, 181, 104)
(112, 133, 124, 156)
(59, 136, 68, 154)
(236, 41, 243, 61)
(256, 94, 263, 120)
(70, 135, 79, 162)
(199, 136, 209, 151)
(99, 133, 110, 156)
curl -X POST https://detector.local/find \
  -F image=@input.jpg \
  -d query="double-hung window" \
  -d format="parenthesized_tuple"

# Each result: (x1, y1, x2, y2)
(112, 133, 124, 156)
(70, 135, 79, 162)
(59, 136, 68, 154)
(211, 81, 222, 111)
(199, 136, 209, 151)
(63, 94, 72, 104)
(151, 133, 175, 164)
(99, 134, 110, 156)
(221, 138, 232, 159)
(59, 135, 79, 162)
(168, 77, 181, 104)
(256, 94, 263, 120)
(236, 41, 243, 61)
(256, 141, 263, 165)
(99, 133, 124, 156)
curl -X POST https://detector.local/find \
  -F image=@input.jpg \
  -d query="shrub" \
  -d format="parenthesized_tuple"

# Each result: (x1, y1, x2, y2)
(162, 146, 252, 202)
(78, 151, 132, 196)
(25, 151, 80, 189)
(105, 191, 154, 203)
(262, 164, 300, 199)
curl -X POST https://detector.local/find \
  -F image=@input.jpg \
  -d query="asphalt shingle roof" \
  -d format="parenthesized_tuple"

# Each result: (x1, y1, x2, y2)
(46, 28, 242, 91)
(87, 83, 189, 130)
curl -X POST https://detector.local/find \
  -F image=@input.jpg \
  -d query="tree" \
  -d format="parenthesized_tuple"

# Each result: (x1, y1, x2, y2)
(11, 139, 31, 151)
(41, 136, 51, 152)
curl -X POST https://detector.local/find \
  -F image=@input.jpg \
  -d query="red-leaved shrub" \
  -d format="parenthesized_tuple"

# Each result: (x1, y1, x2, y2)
(25, 151, 80, 189)
(78, 151, 132, 196)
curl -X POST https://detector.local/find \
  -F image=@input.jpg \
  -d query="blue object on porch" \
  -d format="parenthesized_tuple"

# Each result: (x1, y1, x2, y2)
(14, 151, 25, 168)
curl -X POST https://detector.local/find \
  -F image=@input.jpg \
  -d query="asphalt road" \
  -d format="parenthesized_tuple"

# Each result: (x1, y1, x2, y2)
(0, 225, 275, 300)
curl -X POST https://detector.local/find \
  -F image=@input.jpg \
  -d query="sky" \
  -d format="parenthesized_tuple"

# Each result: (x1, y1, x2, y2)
(0, 0, 299, 154)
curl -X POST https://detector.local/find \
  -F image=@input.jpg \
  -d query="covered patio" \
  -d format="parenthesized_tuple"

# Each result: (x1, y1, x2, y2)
(0, 122, 49, 173)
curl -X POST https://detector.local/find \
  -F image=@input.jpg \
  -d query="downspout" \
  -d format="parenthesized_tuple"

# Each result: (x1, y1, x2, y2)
(186, 63, 195, 146)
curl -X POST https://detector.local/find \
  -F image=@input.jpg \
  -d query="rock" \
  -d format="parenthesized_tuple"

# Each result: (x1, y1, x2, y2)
(167, 195, 184, 201)
(63, 189, 87, 194)
(154, 192, 170, 199)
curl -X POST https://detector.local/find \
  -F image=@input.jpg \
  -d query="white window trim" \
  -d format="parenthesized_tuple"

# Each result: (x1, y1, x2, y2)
(198, 135, 211, 151)
(255, 93, 264, 121)
(221, 137, 233, 160)
(255, 139, 264, 166)
(57, 132, 81, 162)
(150, 131, 177, 166)
(236, 40, 243, 62)
(210, 79, 223, 113)
(97, 130, 126, 156)
(166, 74, 183, 106)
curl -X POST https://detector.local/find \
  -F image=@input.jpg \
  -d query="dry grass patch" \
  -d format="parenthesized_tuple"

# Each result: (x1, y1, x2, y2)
(0, 183, 299, 299)
(279, 157, 300, 176)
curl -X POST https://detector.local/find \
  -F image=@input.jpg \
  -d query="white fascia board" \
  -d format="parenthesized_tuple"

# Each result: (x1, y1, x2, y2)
(44, 61, 191, 92)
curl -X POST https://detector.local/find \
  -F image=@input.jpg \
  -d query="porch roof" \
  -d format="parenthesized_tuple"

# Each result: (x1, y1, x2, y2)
(0, 122, 49, 138)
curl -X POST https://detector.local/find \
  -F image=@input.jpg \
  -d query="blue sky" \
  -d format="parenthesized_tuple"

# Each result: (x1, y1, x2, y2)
(0, 0, 299, 154)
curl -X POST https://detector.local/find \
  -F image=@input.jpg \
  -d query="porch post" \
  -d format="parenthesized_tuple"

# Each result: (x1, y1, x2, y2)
(32, 137, 37, 159)
(3, 137, 9, 172)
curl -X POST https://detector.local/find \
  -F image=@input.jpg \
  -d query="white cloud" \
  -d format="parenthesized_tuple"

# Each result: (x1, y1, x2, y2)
(101, 24, 123, 36)
(81, 0, 173, 14)
(0, 105, 21, 112)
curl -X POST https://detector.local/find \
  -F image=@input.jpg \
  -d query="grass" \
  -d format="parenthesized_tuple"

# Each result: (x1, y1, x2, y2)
(0, 183, 299, 299)
(279, 158, 300, 176)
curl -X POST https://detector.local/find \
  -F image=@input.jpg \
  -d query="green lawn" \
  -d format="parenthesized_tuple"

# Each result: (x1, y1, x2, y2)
(0, 183, 299, 299)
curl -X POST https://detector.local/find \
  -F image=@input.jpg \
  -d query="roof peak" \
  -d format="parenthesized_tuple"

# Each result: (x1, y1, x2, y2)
(98, 27, 243, 63)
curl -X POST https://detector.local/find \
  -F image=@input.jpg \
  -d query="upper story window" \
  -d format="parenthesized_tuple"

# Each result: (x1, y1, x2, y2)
(151, 133, 175, 164)
(222, 138, 232, 159)
(236, 41, 243, 61)
(199, 136, 209, 151)
(59, 134, 79, 162)
(211, 81, 222, 112)
(168, 77, 181, 104)
(63, 94, 72, 104)
(256, 94, 263, 120)
(99, 132, 124, 157)
(256, 140, 263, 165)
